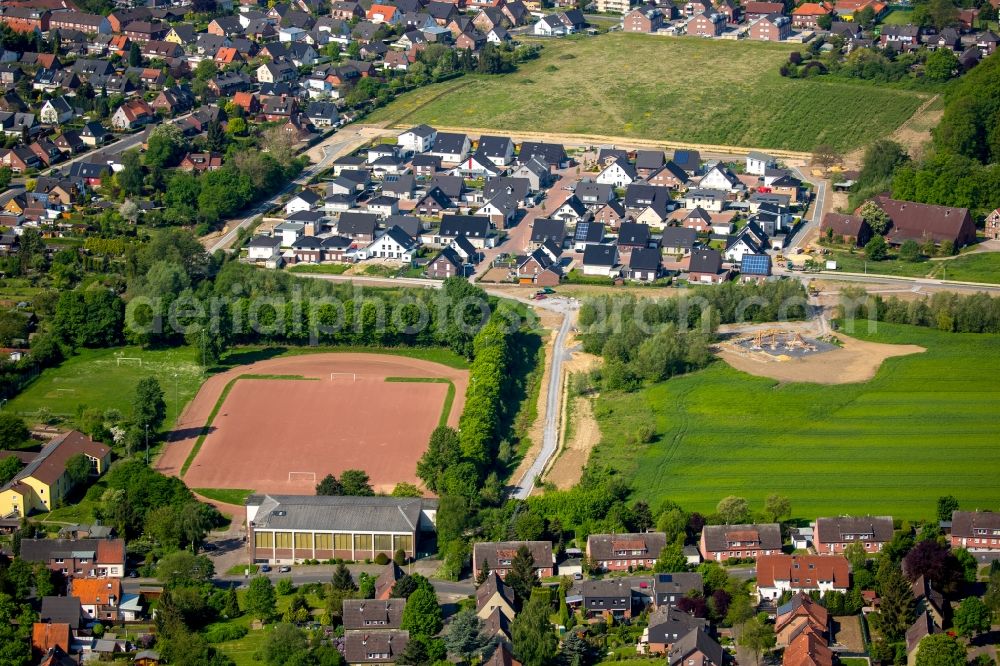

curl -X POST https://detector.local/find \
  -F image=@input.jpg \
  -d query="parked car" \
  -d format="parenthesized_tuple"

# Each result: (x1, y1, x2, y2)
(279, 565, 291, 573)
(261, 564, 272, 573)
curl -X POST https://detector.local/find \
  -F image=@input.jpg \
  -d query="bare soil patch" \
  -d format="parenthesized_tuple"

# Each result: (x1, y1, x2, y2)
(831, 616, 865, 653)
(717, 333, 924, 384)
(545, 396, 600, 490)
(155, 353, 467, 494)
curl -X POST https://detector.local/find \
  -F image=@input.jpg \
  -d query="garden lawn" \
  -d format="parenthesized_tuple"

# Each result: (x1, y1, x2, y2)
(6, 346, 204, 430)
(369, 34, 928, 152)
(880, 9, 915, 25)
(825, 249, 936, 278)
(194, 488, 255, 505)
(589, 323, 1000, 520)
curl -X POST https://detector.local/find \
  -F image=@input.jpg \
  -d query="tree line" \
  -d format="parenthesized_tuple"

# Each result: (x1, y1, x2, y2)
(838, 286, 1000, 334)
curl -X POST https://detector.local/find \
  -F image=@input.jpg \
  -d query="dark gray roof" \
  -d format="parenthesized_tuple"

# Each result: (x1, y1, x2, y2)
(636, 150, 665, 170)
(440, 215, 490, 239)
(581, 579, 631, 610)
(431, 175, 464, 199)
(385, 215, 421, 238)
(618, 222, 651, 246)
(473, 541, 553, 570)
(661, 226, 697, 249)
(672, 149, 701, 173)
(433, 132, 468, 155)
(248, 235, 280, 248)
(477, 135, 514, 158)
(247, 494, 435, 533)
(700, 523, 781, 552)
(648, 607, 708, 645)
(583, 244, 617, 267)
(575, 181, 614, 204)
(625, 183, 671, 209)
(476, 571, 514, 612)
(667, 629, 723, 666)
(343, 599, 406, 630)
(629, 247, 662, 271)
(653, 572, 703, 600)
(344, 630, 409, 663)
(815, 516, 894, 544)
(518, 141, 566, 167)
(41, 596, 83, 628)
(688, 248, 724, 275)
(484, 177, 529, 202)
(531, 218, 566, 244)
(338, 212, 379, 236)
(404, 124, 435, 138)
(382, 175, 416, 196)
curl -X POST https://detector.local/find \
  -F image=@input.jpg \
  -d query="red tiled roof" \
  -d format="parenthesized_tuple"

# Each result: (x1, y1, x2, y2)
(757, 555, 850, 590)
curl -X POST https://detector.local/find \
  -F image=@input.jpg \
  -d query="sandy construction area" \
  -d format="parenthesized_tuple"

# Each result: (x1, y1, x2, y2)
(717, 334, 925, 384)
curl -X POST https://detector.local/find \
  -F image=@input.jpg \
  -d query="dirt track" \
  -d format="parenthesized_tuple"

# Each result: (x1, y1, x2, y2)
(155, 353, 468, 494)
(717, 334, 925, 384)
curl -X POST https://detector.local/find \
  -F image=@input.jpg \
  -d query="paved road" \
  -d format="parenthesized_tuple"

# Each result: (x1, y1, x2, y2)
(512, 297, 576, 499)
(788, 166, 827, 251)
(206, 126, 382, 254)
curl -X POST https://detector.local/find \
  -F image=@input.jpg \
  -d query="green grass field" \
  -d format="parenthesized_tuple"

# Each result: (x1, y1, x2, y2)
(880, 9, 915, 25)
(589, 323, 1000, 520)
(194, 488, 255, 505)
(6, 346, 204, 429)
(825, 250, 1000, 284)
(927, 252, 1000, 283)
(369, 34, 928, 151)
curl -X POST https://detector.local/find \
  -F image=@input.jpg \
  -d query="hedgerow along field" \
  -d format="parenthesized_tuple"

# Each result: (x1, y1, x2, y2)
(369, 33, 928, 152)
(588, 323, 1000, 520)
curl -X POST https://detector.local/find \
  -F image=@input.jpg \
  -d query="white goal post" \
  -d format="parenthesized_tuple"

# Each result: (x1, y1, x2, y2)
(329, 372, 357, 381)
(116, 356, 142, 367)
(288, 471, 317, 483)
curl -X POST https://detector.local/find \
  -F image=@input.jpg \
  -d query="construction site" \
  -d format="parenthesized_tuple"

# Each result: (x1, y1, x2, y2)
(725, 328, 837, 361)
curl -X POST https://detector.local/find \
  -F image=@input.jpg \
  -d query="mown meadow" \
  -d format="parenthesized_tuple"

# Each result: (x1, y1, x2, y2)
(369, 33, 928, 152)
(589, 322, 1000, 519)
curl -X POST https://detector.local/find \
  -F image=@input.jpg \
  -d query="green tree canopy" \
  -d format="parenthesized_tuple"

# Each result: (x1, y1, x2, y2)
(401, 586, 443, 638)
(915, 633, 966, 666)
(511, 596, 557, 666)
(245, 576, 277, 622)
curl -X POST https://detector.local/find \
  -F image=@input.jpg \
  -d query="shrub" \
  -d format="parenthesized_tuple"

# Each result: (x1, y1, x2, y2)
(204, 623, 249, 643)
(375, 553, 390, 565)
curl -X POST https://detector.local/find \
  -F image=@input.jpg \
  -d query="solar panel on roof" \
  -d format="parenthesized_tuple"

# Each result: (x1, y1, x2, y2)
(384, 175, 399, 183)
(741, 254, 770, 275)
(574, 222, 591, 241)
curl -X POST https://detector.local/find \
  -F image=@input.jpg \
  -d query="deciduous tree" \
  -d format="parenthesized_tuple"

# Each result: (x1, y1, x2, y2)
(512, 596, 557, 666)
(245, 576, 277, 622)
(915, 633, 966, 666)
(716, 496, 750, 524)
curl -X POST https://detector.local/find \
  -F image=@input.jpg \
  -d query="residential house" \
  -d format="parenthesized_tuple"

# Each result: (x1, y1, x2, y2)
(515, 249, 562, 286)
(39, 97, 74, 125)
(743, 1, 785, 19)
(582, 579, 634, 620)
(683, 189, 727, 213)
(510, 157, 553, 191)
(661, 227, 698, 255)
(746, 151, 776, 176)
(582, 244, 620, 276)
(750, 14, 791, 40)
(755, 555, 850, 600)
(518, 141, 568, 170)
(699, 522, 780, 561)
(343, 599, 406, 630)
(0, 431, 111, 517)
(414, 187, 454, 216)
(687, 10, 725, 36)
(111, 99, 154, 130)
(597, 158, 639, 187)
(345, 630, 410, 665)
(874, 196, 976, 247)
(905, 612, 938, 666)
(775, 592, 829, 647)
(179, 152, 223, 172)
(643, 608, 709, 655)
(477, 135, 516, 166)
(0, 146, 41, 173)
(432, 215, 494, 248)
(724, 226, 767, 262)
(623, 7, 665, 33)
(374, 564, 403, 600)
(666, 629, 725, 666)
(476, 571, 516, 621)
(587, 533, 667, 571)
(572, 220, 605, 251)
(626, 247, 663, 281)
(672, 149, 701, 175)
(950, 511, 1000, 553)
(700, 164, 744, 192)
(39, 597, 82, 631)
(880, 24, 920, 51)
(247, 494, 436, 563)
(529, 218, 568, 249)
(911, 575, 947, 628)
(32, 622, 71, 657)
(285, 190, 321, 215)
(73, 578, 122, 623)
(635, 150, 666, 178)
(985, 208, 1000, 240)
(426, 246, 468, 279)
(653, 572, 704, 609)
(739, 253, 772, 282)
(20, 537, 126, 578)
(647, 161, 690, 190)
(431, 132, 471, 163)
(784, 630, 834, 666)
(813, 516, 894, 555)
(337, 212, 380, 242)
(618, 221, 653, 249)
(398, 124, 437, 154)
(472, 541, 555, 579)
(977, 30, 999, 57)
(790, 2, 832, 28)
(360, 226, 418, 262)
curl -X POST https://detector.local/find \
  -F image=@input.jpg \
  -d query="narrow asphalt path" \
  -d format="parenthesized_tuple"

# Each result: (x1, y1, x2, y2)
(512, 301, 575, 500)
(788, 166, 827, 251)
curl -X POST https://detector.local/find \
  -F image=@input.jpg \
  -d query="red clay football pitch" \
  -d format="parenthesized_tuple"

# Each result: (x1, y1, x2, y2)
(155, 353, 467, 495)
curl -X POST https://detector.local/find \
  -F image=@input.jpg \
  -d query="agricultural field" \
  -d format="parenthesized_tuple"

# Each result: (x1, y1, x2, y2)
(369, 33, 928, 152)
(6, 346, 205, 431)
(589, 323, 1000, 520)
(824, 249, 1000, 284)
